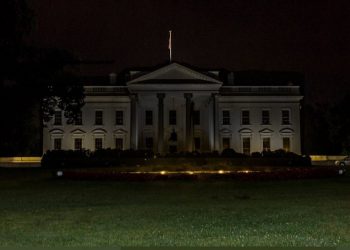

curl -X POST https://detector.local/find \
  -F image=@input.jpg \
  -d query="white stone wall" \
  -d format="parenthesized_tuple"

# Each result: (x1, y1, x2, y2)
(43, 95, 131, 152)
(216, 96, 301, 154)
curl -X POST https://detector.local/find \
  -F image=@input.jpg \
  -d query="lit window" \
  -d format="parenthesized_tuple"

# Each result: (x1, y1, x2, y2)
(194, 137, 201, 151)
(115, 138, 123, 150)
(74, 138, 82, 150)
(54, 111, 62, 125)
(222, 111, 230, 125)
(262, 110, 270, 125)
(95, 138, 103, 150)
(242, 110, 250, 125)
(95, 111, 103, 125)
(282, 110, 290, 125)
(145, 110, 153, 125)
(222, 138, 230, 149)
(169, 110, 176, 125)
(262, 138, 270, 151)
(115, 111, 123, 125)
(193, 110, 200, 125)
(53, 138, 62, 150)
(145, 137, 153, 149)
(283, 137, 291, 152)
(243, 137, 251, 155)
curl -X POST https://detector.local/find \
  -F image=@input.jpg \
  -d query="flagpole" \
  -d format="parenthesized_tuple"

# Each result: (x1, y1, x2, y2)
(168, 30, 172, 62)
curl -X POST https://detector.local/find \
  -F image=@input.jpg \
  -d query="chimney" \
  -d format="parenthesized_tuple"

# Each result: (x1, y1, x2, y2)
(227, 72, 234, 85)
(109, 73, 117, 85)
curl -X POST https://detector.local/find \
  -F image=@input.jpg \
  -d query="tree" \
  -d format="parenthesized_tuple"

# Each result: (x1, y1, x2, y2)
(327, 95, 350, 154)
(0, 0, 85, 156)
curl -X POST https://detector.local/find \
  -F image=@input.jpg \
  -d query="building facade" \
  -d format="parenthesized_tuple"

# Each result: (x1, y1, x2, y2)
(43, 63, 303, 154)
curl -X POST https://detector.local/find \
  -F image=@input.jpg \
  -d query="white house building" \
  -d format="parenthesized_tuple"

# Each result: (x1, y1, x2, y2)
(43, 62, 303, 155)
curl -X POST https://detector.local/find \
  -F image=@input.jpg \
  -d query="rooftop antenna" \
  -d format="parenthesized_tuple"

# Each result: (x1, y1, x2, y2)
(168, 30, 172, 62)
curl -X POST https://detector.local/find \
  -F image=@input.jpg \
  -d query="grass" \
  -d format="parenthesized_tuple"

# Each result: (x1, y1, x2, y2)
(0, 167, 349, 246)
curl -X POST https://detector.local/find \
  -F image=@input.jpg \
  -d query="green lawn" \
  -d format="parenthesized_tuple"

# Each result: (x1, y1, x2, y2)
(0, 168, 349, 246)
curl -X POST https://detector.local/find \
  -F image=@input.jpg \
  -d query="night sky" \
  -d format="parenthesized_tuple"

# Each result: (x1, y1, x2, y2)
(26, 0, 350, 103)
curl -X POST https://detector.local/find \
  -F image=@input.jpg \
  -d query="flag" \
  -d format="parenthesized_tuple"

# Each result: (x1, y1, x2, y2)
(168, 30, 172, 50)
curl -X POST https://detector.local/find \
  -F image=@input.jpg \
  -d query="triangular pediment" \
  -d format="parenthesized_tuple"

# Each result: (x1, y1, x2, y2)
(70, 129, 86, 134)
(113, 128, 128, 135)
(127, 63, 222, 84)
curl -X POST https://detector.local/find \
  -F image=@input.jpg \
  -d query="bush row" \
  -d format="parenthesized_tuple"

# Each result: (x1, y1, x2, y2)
(41, 148, 311, 168)
(41, 149, 153, 168)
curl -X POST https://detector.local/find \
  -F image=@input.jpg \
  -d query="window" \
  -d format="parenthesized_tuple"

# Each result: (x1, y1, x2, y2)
(53, 138, 62, 150)
(75, 111, 82, 125)
(242, 110, 250, 125)
(169, 145, 177, 153)
(194, 137, 201, 151)
(222, 138, 230, 149)
(283, 137, 291, 152)
(193, 110, 200, 125)
(145, 110, 153, 125)
(115, 138, 123, 150)
(95, 138, 103, 150)
(243, 137, 251, 155)
(54, 111, 62, 125)
(222, 111, 230, 125)
(262, 110, 270, 125)
(262, 138, 271, 151)
(115, 111, 123, 125)
(145, 137, 153, 149)
(282, 110, 290, 125)
(169, 110, 176, 125)
(74, 138, 82, 150)
(95, 111, 103, 125)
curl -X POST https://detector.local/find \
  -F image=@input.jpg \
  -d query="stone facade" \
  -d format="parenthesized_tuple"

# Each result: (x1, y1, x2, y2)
(43, 63, 303, 154)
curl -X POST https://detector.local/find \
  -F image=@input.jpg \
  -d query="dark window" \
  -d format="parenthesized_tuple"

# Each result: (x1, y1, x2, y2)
(193, 110, 200, 125)
(194, 137, 201, 151)
(262, 138, 270, 151)
(95, 111, 103, 125)
(74, 138, 82, 150)
(169, 110, 176, 125)
(282, 110, 290, 125)
(145, 137, 153, 149)
(169, 145, 177, 153)
(283, 137, 290, 152)
(95, 138, 103, 150)
(54, 111, 62, 125)
(115, 111, 124, 125)
(262, 110, 270, 125)
(222, 111, 230, 125)
(115, 138, 123, 150)
(54, 138, 62, 150)
(243, 137, 251, 155)
(145, 110, 153, 125)
(222, 138, 230, 149)
(242, 110, 250, 125)
(75, 111, 82, 125)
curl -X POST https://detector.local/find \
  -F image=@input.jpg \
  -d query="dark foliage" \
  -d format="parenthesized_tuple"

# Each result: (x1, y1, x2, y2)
(221, 148, 246, 158)
(41, 149, 154, 168)
(0, 0, 85, 156)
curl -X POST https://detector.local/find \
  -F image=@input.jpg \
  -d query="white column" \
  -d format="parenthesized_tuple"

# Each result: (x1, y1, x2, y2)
(213, 94, 220, 151)
(157, 93, 165, 154)
(130, 94, 138, 150)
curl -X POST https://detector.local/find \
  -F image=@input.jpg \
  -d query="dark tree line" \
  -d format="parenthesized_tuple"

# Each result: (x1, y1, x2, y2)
(0, 0, 84, 156)
(303, 96, 350, 155)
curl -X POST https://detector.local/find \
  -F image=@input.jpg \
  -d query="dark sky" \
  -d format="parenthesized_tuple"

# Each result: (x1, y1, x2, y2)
(26, 0, 350, 103)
